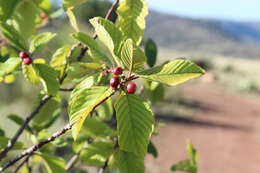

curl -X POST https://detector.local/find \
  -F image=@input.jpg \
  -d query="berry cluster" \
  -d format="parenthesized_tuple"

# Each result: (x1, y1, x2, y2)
(109, 66, 137, 94)
(19, 51, 33, 65)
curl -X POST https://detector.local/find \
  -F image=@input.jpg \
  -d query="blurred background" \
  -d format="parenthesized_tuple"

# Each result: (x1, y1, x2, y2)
(1, 0, 260, 172)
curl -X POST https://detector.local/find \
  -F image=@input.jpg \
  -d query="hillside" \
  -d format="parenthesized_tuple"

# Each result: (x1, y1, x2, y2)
(145, 11, 260, 58)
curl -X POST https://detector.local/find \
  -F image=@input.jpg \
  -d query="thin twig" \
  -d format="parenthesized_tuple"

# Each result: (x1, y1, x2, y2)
(1, 89, 116, 172)
(0, 124, 73, 172)
(0, 95, 52, 161)
(98, 160, 108, 173)
(59, 87, 74, 92)
(14, 156, 30, 173)
(0, 0, 120, 169)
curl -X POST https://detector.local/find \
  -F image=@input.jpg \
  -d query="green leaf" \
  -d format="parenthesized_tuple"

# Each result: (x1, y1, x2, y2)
(50, 45, 71, 77)
(0, 128, 5, 136)
(120, 38, 146, 71)
(63, 0, 88, 11)
(145, 39, 157, 67)
(0, 0, 20, 21)
(187, 142, 198, 165)
(81, 118, 112, 138)
(69, 86, 113, 140)
(171, 160, 197, 173)
(32, 94, 60, 129)
(0, 22, 27, 50)
(72, 32, 112, 65)
(29, 32, 56, 54)
(33, 0, 51, 14)
(34, 63, 59, 95)
(8, 114, 34, 134)
(67, 9, 80, 32)
(80, 141, 115, 166)
(70, 74, 102, 100)
(12, 0, 40, 40)
(40, 153, 67, 173)
(117, 0, 148, 45)
(138, 59, 205, 86)
(89, 17, 123, 63)
(0, 57, 21, 77)
(147, 141, 158, 158)
(22, 63, 41, 85)
(115, 150, 145, 173)
(171, 142, 198, 173)
(42, 109, 61, 129)
(67, 62, 102, 80)
(114, 92, 154, 158)
(144, 81, 164, 105)
(96, 98, 113, 121)
(0, 136, 26, 151)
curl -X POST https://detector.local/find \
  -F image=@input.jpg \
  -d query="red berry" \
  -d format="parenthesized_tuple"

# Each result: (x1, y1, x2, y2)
(40, 12, 47, 19)
(113, 66, 123, 75)
(23, 57, 33, 65)
(110, 77, 120, 88)
(127, 83, 136, 94)
(19, 51, 28, 59)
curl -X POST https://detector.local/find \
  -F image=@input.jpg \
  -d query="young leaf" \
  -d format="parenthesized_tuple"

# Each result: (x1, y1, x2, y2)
(147, 141, 158, 158)
(67, 62, 102, 79)
(117, 0, 148, 45)
(33, 63, 59, 96)
(120, 38, 146, 71)
(114, 92, 154, 158)
(145, 39, 157, 67)
(40, 153, 67, 173)
(81, 118, 112, 138)
(67, 9, 80, 32)
(115, 150, 145, 173)
(0, 0, 20, 21)
(72, 32, 112, 65)
(63, 0, 88, 11)
(0, 22, 27, 51)
(29, 32, 56, 54)
(80, 141, 115, 166)
(138, 59, 205, 86)
(89, 17, 123, 63)
(69, 87, 113, 140)
(8, 114, 34, 134)
(187, 142, 198, 165)
(0, 57, 21, 77)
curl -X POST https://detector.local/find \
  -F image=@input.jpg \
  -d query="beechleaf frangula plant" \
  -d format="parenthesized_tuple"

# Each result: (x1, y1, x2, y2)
(0, 0, 205, 172)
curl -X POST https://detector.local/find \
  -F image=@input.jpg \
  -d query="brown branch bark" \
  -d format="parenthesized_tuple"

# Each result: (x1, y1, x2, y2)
(0, 95, 52, 161)
(0, 124, 73, 172)
(0, 0, 120, 169)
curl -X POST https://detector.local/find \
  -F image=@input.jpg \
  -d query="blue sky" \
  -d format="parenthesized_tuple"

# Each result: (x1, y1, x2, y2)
(148, 0, 260, 21)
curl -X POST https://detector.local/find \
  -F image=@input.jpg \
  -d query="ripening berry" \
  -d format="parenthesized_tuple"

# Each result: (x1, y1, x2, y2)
(23, 57, 33, 65)
(40, 12, 47, 19)
(127, 83, 136, 94)
(113, 66, 123, 75)
(110, 77, 120, 88)
(19, 51, 28, 59)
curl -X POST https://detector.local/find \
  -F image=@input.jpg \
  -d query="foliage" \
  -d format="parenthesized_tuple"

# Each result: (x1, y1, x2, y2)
(171, 142, 198, 173)
(0, 0, 204, 172)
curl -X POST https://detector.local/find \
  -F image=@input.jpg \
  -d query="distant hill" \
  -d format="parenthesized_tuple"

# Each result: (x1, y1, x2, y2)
(145, 11, 260, 58)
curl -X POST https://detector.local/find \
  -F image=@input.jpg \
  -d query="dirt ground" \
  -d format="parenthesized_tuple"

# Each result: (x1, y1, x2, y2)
(146, 83, 260, 173)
